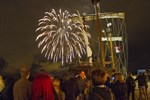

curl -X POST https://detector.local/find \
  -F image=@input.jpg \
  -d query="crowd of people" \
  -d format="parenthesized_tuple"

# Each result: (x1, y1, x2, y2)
(0, 66, 149, 100)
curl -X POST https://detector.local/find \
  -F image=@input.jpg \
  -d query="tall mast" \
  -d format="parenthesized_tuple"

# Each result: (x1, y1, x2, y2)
(91, 0, 105, 68)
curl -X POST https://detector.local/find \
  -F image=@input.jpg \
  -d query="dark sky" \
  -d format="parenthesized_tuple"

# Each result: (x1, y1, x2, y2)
(0, 0, 150, 72)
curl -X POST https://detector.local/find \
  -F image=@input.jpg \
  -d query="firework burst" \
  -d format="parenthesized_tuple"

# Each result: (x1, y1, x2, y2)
(36, 9, 90, 65)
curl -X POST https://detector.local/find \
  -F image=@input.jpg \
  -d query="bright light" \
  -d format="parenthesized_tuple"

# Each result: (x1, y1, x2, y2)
(35, 9, 90, 65)
(107, 23, 112, 27)
(102, 37, 122, 41)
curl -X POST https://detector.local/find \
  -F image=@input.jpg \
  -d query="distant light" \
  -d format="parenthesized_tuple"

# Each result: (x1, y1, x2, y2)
(82, 12, 86, 16)
(107, 23, 112, 27)
(102, 37, 122, 41)
(102, 29, 105, 33)
(115, 46, 121, 53)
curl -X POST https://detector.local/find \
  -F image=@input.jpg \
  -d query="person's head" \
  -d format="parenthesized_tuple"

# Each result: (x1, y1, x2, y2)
(0, 75, 5, 92)
(63, 72, 70, 80)
(80, 71, 86, 79)
(52, 78, 60, 93)
(91, 69, 107, 86)
(32, 72, 54, 100)
(128, 72, 133, 77)
(115, 73, 125, 83)
(20, 67, 30, 79)
(142, 72, 146, 76)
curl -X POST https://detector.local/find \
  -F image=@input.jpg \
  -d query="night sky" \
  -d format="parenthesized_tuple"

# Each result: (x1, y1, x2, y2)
(0, 0, 150, 72)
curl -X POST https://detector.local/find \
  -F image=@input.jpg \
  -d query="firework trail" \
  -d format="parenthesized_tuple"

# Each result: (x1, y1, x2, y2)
(36, 9, 90, 65)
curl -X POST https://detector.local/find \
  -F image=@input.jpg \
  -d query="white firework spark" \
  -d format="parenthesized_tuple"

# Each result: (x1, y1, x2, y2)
(36, 9, 90, 65)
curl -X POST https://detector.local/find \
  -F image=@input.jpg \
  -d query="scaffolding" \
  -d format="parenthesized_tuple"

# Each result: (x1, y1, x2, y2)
(82, 12, 128, 73)
(71, 1, 128, 75)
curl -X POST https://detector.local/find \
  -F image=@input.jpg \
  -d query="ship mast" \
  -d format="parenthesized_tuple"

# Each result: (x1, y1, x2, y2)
(91, 0, 105, 68)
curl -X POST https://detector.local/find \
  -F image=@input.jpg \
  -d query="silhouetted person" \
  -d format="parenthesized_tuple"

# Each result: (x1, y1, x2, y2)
(32, 72, 58, 100)
(142, 73, 149, 100)
(13, 67, 32, 100)
(52, 78, 65, 100)
(88, 69, 112, 100)
(126, 73, 136, 100)
(61, 72, 79, 100)
(0, 75, 5, 100)
(105, 76, 111, 89)
(76, 71, 86, 99)
(135, 72, 148, 100)
(2, 76, 16, 100)
(111, 73, 128, 100)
